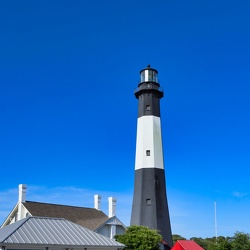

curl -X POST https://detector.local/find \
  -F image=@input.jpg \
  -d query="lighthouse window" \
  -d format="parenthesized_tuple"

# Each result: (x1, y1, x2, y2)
(146, 105, 151, 111)
(140, 71, 145, 82)
(153, 71, 157, 82)
(146, 150, 150, 156)
(148, 70, 153, 81)
(146, 199, 151, 205)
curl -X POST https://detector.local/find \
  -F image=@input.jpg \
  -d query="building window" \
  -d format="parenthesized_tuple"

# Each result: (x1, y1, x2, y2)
(146, 199, 151, 205)
(146, 150, 150, 156)
(146, 105, 151, 111)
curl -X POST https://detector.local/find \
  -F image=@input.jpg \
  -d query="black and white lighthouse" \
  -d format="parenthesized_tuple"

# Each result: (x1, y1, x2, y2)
(130, 65, 173, 248)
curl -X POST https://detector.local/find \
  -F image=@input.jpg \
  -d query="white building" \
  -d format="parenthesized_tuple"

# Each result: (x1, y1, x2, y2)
(1, 184, 126, 240)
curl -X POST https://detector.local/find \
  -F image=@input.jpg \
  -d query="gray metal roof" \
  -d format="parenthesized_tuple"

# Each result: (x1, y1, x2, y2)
(23, 201, 109, 231)
(0, 216, 124, 248)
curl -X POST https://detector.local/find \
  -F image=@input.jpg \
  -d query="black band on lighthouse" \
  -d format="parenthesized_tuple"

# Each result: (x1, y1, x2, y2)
(136, 93, 161, 117)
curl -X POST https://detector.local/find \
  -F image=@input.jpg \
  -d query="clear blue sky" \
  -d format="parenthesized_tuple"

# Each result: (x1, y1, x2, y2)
(0, 0, 250, 239)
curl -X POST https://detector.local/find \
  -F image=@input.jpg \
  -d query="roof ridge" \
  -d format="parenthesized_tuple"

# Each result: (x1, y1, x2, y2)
(29, 216, 66, 220)
(25, 200, 95, 209)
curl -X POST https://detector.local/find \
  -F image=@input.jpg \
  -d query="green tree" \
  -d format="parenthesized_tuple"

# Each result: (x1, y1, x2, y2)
(190, 237, 210, 249)
(207, 237, 232, 250)
(231, 231, 250, 250)
(172, 234, 186, 244)
(115, 225, 162, 250)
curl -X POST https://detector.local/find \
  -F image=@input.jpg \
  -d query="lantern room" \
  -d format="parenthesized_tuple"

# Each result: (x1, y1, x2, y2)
(140, 65, 158, 83)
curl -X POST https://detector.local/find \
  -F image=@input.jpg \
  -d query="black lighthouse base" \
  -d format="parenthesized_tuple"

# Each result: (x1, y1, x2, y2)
(131, 168, 173, 248)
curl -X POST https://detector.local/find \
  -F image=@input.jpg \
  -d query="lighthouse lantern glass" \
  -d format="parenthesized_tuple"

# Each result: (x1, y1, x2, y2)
(140, 71, 145, 83)
(140, 69, 158, 83)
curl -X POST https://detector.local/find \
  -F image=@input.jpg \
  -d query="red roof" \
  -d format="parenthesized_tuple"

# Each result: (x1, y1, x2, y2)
(172, 240, 204, 250)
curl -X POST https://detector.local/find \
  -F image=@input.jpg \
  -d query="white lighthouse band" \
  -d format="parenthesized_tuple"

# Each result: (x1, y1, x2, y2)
(135, 115, 164, 170)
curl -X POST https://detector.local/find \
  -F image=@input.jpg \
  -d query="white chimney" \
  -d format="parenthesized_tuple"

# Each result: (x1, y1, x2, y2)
(108, 197, 116, 217)
(18, 184, 27, 221)
(94, 194, 101, 210)
(18, 184, 27, 203)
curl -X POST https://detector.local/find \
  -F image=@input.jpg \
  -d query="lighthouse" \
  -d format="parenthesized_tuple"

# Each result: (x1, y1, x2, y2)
(130, 65, 173, 248)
